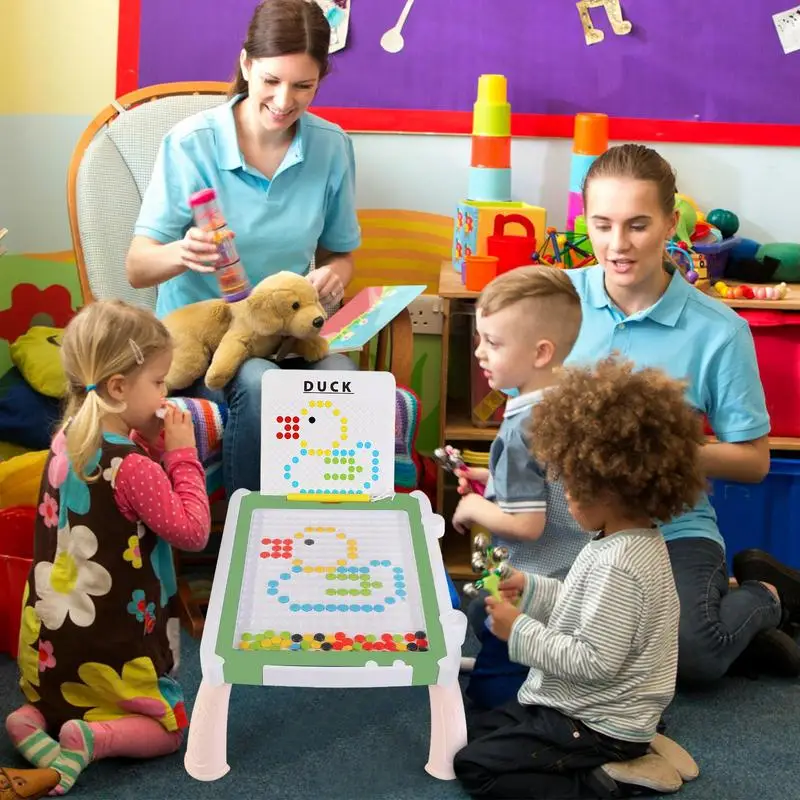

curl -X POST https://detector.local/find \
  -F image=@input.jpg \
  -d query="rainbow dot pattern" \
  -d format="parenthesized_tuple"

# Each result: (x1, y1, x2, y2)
(273, 400, 382, 495)
(236, 510, 426, 651)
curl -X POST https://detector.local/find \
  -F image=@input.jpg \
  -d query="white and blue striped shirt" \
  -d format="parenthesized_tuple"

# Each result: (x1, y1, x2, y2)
(509, 528, 679, 742)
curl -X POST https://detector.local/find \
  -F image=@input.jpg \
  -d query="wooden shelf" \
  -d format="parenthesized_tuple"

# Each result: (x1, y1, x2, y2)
(706, 281, 800, 311)
(445, 412, 499, 442)
(439, 261, 480, 299)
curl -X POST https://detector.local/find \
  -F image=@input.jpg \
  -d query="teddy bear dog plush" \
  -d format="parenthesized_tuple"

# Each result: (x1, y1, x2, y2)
(163, 271, 330, 392)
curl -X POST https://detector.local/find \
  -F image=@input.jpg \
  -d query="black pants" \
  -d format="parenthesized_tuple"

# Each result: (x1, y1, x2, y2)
(453, 701, 649, 799)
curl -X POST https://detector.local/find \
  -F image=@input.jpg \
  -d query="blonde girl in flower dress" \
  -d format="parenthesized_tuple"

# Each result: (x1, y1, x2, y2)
(2, 300, 210, 796)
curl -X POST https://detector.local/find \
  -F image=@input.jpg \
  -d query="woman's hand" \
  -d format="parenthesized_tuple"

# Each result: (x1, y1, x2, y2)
(177, 227, 224, 274)
(307, 266, 344, 304)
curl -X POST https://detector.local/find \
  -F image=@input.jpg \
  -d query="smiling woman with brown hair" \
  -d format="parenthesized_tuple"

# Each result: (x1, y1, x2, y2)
(125, 0, 361, 497)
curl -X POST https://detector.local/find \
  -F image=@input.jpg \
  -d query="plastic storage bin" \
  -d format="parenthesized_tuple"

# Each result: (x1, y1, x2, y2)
(737, 309, 800, 438)
(693, 236, 740, 280)
(0, 506, 35, 658)
(709, 457, 800, 569)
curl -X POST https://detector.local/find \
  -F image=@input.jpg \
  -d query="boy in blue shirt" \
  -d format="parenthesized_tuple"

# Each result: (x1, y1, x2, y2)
(452, 267, 593, 708)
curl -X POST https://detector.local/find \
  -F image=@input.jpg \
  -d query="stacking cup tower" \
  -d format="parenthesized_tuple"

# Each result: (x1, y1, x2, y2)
(566, 113, 608, 230)
(468, 74, 512, 202)
(453, 75, 546, 276)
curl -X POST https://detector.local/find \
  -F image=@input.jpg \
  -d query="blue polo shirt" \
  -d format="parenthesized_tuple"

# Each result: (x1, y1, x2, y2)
(566, 266, 770, 549)
(134, 95, 362, 318)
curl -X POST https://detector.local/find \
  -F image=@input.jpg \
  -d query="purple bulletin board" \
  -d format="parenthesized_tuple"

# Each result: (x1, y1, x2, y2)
(119, 0, 800, 145)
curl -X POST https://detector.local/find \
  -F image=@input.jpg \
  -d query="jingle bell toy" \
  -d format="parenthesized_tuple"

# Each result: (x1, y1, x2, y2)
(463, 535, 511, 600)
(433, 444, 485, 495)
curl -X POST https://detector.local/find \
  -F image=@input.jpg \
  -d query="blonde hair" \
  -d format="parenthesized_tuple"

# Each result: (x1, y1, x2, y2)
(476, 266, 582, 361)
(60, 300, 172, 481)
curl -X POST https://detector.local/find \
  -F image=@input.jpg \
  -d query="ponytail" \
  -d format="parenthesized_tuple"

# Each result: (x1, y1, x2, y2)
(64, 389, 118, 482)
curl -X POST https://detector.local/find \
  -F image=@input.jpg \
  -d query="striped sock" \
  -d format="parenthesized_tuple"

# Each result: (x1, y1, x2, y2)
(5, 706, 61, 768)
(49, 720, 94, 796)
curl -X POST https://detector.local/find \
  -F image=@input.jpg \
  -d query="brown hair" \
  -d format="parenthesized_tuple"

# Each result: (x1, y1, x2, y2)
(476, 266, 582, 361)
(60, 300, 172, 481)
(230, 0, 331, 96)
(582, 143, 677, 219)
(531, 356, 705, 523)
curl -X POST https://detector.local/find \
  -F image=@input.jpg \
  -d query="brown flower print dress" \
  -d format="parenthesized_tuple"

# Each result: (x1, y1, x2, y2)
(17, 430, 207, 734)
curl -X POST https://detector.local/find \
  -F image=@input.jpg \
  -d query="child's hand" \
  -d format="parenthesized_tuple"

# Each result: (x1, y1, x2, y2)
(452, 492, 484, 533)
(485, 596, 522, 642)
(499, 570, 526, 601)
(455, 466, 489, 495)
(163, 405, 196, 452)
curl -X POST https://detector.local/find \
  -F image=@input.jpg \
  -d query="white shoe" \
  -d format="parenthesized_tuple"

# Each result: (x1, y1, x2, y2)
(459, 656, 476, 673)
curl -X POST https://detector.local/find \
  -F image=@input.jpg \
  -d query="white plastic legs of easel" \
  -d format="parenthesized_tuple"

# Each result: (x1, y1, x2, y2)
(184, 681, 232, 781)
(425, 681, 468, 780)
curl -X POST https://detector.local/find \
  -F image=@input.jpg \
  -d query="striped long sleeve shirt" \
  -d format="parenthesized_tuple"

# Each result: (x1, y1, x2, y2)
(508, 528, 679, 743)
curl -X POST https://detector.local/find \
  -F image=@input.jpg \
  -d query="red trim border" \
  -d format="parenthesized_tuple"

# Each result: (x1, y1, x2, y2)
(117, 1, 800, 147)
(117, 0, 141, 97)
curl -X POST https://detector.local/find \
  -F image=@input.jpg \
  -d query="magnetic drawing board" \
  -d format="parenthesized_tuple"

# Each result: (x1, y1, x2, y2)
(259, 370, 396, 497)
(200, 491, 460, 689)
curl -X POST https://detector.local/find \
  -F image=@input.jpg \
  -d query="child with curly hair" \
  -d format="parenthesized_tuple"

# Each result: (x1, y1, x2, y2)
(2, 300, 210, 797)
(454, 356, 704, 799)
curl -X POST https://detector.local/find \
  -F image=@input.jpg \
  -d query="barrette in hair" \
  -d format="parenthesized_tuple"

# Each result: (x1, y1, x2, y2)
(129, 338, 144, 365)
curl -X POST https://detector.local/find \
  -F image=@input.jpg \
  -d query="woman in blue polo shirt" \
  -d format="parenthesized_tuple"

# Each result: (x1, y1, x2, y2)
(125, 0, 360, 495)
(566, 143, 800, 681)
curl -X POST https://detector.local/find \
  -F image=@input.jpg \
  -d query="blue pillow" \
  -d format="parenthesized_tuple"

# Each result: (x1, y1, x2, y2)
(0, 368, 61, 449)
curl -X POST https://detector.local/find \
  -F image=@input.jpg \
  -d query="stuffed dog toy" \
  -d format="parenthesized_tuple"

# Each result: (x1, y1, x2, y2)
(163, 271, 329, 391)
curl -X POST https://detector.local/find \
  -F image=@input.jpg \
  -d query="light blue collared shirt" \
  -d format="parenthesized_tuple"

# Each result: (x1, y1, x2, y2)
(566, 266, 770, 548)
(134, 95, 361, 318)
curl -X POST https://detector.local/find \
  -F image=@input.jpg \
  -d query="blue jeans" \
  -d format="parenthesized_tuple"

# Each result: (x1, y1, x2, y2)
(668, 537, 781, 684)
(187, 354, 357, 495)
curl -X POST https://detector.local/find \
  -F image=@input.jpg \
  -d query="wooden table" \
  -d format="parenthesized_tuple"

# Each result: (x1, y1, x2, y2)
(436, 261, 800, 577)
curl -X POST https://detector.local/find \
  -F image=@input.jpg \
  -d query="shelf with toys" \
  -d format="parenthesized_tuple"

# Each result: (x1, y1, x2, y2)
(437, 74, 800, 577)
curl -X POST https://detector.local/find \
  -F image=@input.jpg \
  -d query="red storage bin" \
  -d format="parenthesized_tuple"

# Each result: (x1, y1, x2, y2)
(739, 309, 800, 438)
(0, 506, 36, 658)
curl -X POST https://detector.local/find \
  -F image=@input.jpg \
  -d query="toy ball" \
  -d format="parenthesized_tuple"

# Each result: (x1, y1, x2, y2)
(706, 208, 740, 240)
(473, 532, 490, 552)
(462, 582, 481, 598)
(755, 287, 767, 299)
(741, 285, 755, 299)
(686, 270, 698, 284)
(677, 240, 689, 251)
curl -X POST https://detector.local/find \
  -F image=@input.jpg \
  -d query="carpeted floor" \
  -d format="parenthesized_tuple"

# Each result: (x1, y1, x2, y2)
(1, 627, 797, 800)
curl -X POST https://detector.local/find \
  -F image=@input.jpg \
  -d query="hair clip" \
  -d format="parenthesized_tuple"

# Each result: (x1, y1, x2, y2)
(129, 338, 144, 365)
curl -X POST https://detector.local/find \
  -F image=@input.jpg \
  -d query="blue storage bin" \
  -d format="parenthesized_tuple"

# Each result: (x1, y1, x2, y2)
(710, 457, 800, 569)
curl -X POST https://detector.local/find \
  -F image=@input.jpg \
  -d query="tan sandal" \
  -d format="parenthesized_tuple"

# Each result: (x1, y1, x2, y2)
(601, 753, 683, 793)
(649, 732, 700, 781)
(0, 767, 60, 800)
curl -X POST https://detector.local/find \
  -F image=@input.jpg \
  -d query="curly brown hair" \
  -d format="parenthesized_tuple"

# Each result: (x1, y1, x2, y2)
(530, 356, 706, 523)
